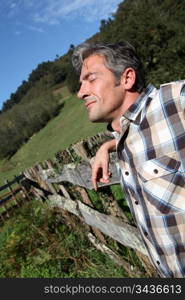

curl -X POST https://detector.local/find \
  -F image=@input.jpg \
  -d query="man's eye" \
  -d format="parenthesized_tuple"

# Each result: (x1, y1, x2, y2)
(89, 77, 96, 82)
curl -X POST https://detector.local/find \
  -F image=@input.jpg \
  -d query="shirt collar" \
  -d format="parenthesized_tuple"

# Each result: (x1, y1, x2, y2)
(107, 84, 156, 132)
(123, 83, 156, 122)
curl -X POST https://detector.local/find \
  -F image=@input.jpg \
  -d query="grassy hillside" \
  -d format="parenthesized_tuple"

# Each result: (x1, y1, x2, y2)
(0, 88, 105, 186)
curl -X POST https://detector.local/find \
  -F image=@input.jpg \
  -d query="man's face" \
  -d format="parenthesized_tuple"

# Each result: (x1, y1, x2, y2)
(77, 54, 125, 123)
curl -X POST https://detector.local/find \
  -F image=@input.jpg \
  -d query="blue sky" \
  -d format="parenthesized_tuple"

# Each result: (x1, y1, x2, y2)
(0, 0, 122, 110)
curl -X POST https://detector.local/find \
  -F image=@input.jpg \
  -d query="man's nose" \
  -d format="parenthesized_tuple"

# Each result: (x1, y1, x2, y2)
(77, 83, 89, 100)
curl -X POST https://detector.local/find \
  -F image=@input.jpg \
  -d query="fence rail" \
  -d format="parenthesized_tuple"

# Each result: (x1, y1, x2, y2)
(0, 174, 24, 192)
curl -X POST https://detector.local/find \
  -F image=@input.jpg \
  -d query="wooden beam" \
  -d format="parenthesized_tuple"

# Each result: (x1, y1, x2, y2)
(47, 194, 147, 256)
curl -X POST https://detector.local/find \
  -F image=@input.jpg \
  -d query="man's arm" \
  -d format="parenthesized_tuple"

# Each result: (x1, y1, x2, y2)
(90, 139, 116, 190)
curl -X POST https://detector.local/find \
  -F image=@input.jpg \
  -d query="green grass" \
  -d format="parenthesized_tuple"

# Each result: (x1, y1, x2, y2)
(0, 199, 131, 278)
(0, 93, 105, 186)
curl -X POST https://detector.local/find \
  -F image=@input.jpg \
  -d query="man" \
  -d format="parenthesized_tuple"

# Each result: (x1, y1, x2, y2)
(72, 41, 185, 278)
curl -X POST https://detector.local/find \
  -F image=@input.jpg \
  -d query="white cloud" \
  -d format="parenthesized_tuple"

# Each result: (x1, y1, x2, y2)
(35, 0, 121, 23)
(10, 2, 16, 9)
(28, 25, 45, 33)
(15, 30, 21, 35)
(3, 0, 122, 24)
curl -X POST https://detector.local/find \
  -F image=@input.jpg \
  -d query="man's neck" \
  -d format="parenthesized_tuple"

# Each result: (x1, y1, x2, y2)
(111, 91, 140, 132)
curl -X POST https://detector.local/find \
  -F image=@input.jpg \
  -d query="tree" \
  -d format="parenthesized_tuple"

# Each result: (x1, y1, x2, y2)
(66, 62, 80, 93)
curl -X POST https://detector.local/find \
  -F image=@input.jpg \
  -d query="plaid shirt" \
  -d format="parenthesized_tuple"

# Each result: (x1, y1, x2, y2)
(110, 80, 185, 278)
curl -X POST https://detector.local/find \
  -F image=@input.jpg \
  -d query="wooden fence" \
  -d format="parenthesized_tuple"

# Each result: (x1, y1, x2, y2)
(0, 131, 158, 277)
(0, 174, 31, 221)
(22, 131, 157, 277)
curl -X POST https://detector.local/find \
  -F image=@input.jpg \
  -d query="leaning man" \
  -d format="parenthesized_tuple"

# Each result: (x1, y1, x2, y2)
(72, 41, 185, 278)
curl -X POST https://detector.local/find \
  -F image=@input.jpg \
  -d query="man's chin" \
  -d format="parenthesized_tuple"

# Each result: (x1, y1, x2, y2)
(89, 118, 106, 123)
(88, 113, 107, 123)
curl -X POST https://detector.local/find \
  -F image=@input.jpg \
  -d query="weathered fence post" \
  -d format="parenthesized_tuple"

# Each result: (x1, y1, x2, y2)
(5, 179, 19, 207)
(15, 174, 31, 202)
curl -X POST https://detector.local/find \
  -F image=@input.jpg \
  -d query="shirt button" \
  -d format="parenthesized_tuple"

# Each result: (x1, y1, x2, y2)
(125, 171, 129, 176)
(153, 169, 158, 174)
(144, 231, 148, 237)
(156, 260, 160, 265)
(135, 201, 139, 205)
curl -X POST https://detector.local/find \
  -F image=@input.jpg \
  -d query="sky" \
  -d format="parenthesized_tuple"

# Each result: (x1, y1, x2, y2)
(0, 0, 122, 110)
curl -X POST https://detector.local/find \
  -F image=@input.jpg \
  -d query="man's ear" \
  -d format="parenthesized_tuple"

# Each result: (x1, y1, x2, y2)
(120, 68, 136, 90)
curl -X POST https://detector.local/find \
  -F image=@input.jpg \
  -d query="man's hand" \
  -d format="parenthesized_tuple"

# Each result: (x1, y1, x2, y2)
(90, 139, 116, 190)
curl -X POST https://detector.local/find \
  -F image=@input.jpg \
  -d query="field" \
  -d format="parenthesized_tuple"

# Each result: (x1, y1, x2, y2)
(0, 88, 105, 186)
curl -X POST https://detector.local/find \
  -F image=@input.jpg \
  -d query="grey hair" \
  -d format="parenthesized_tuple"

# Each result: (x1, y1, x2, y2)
(72, 41, 146, 93)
